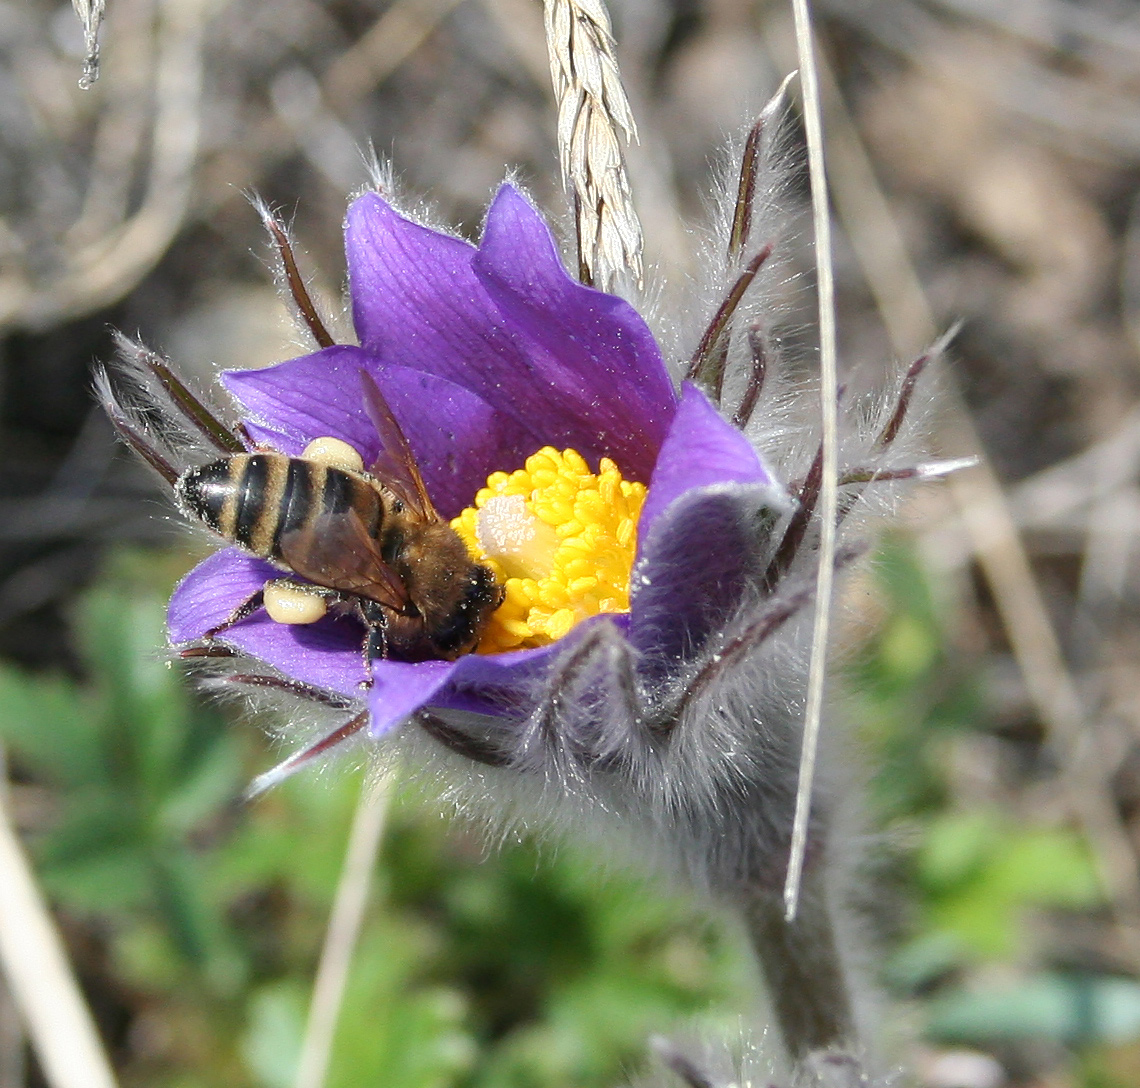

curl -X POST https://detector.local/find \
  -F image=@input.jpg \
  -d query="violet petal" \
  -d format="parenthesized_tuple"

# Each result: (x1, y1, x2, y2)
(220, 611, 369, 696)
(472, 186, 675, 483)
(345, 186, 674, 483)
(168, 550, 368, 695)
(371, 639, 554, 730)
(168, 549, 277, 645)
(222, 346, 533, 518)
(629, 382, 788, 679)
(367, 659, 457, 736)
(636, 381, 774, 552)
(629, 483, 790, 682)
(369, 615, 634, 728)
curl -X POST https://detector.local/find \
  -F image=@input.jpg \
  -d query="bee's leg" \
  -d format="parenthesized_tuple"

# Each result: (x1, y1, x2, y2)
(364, 623, 388, 664)
(356, 600, 390, 688)
(204, 589, 266, 639)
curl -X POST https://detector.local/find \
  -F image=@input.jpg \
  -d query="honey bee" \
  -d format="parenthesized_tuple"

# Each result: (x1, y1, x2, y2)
(102, 351, 502, 670)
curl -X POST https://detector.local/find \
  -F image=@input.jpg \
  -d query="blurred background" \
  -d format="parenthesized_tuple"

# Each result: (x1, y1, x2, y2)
(2, 0, 1140, 1084)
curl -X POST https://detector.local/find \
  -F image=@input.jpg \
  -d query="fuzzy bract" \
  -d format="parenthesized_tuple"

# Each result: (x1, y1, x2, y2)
(168, 183, 790, 743)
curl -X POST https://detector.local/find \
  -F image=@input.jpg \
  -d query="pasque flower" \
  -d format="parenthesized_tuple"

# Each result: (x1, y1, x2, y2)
(104, 115, 949, 1069)
(166, 181, 798, 798)
(92, 0, 968, 1059)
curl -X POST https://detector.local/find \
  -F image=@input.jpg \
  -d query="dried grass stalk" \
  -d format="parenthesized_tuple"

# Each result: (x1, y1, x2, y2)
(543, 0, 643, 289)
(783, 0, 840, 924)
(71, 0, 106, 88)
(0, 761, 119, 1088)
(294, 778, 391, 1088)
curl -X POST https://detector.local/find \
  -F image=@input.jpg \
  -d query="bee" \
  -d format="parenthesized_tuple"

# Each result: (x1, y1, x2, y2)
(98, 206, 502, 673)
(100, 346, 502, 670)
(96, 210, 513, 792)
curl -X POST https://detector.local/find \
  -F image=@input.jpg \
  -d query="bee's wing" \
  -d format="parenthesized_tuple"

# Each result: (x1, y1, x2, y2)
(359, 370, 438, 522)
(276, 505, 410, 611)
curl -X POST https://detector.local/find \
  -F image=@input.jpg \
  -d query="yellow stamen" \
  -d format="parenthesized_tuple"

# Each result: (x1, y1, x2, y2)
(451, 447, 647, 653)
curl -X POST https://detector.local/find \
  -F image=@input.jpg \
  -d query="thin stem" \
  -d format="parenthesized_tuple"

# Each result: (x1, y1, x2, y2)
(874, 347, 932, 449)
(662, 544, 865, 729)
(668, 585, 814, 724)
(103, 406, 181, 485)
(136, 347, 244, 453)
(783, 2, 839, 925)
(178, 643, 238, 659)
(294, 777, 391, 1088)
(764, 442, 823, 591)
(728, 73, 795, 261)
(837, 457, 977, 486)
(416, 711, 510, 768)
(732, 323, 768, 429)
(225, 674, 356, 710)
(728, 117, 764, 260)
(741, 870, 854, 1060)
(246, 713, 369, 799)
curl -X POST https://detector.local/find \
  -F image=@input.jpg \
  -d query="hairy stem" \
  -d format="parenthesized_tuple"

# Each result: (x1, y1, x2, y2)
(739, 867, 855, 1061)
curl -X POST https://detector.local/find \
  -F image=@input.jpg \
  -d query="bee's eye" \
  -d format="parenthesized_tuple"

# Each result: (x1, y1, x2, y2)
(392, 499, 404, 514)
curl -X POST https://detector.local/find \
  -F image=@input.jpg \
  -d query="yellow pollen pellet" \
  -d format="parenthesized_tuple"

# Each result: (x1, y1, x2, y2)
(450, 447, 647, 654)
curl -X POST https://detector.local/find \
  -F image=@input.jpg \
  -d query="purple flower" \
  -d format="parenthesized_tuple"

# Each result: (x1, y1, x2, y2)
(97, 68, 955, 1076)
(167, 183, 789, 751)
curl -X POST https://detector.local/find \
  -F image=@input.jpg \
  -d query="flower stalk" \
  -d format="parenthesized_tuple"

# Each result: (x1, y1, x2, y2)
(740, 869, 855, 1061)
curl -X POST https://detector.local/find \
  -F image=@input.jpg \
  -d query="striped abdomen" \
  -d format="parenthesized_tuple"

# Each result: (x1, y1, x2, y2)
(176, 453, 384, 560)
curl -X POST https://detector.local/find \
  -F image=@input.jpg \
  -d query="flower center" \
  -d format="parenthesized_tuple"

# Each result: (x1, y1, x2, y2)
(451, 448, 646, 653)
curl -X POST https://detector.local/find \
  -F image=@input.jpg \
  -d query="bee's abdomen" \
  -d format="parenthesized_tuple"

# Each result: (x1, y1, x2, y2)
(178, 454, 383, 559)
(177, 454, 287, 557)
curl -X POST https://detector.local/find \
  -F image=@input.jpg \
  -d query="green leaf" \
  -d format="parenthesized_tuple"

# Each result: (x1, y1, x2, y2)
(918, 810, 999, 892)
(242, 982, 306, 1088)
(928, 974, 1140, 1046)
(0, 664, 99, 783)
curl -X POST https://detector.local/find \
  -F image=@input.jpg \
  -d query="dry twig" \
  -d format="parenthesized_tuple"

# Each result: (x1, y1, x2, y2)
(806, 36, 1140, 931)
(1, 0, 207, 332)
(71, 0, 106, 87)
